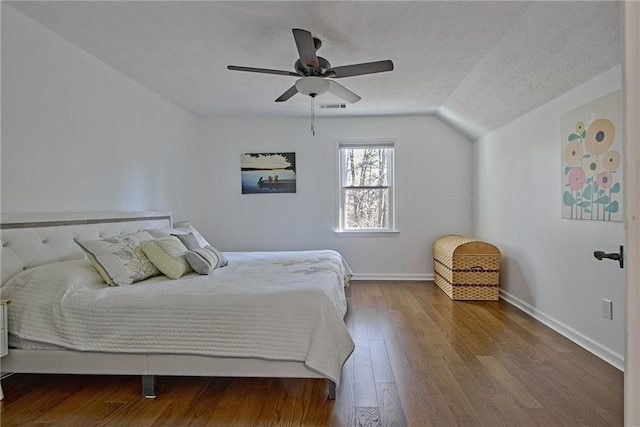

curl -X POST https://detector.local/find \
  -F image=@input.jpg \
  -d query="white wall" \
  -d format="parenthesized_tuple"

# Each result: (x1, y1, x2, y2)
(474, 66, 625, 368)
(1, 5, 473, 279)
(1, 5, 200, 222)
(198, 115, 473, 278)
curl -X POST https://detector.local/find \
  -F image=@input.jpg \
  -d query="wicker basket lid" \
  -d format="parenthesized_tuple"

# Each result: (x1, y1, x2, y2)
(436, 234, 500, 255)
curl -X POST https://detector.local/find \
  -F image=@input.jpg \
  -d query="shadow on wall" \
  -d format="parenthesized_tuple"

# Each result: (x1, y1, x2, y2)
(499, 250, 535, 306)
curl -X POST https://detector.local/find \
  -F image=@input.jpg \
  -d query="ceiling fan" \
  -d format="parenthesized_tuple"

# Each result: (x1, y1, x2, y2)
(227, 28, 394, 104)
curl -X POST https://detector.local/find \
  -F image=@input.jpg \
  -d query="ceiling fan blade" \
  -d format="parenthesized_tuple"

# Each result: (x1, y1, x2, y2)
(292, 28, 319, 71)
(227, 65, 298, 77)
(326, 60, 394, 78)
(275, 85, 298, 102)
(327, 81, 361, 103)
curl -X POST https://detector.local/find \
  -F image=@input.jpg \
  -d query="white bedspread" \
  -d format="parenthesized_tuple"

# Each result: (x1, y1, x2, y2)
(2, 250, 354, 386)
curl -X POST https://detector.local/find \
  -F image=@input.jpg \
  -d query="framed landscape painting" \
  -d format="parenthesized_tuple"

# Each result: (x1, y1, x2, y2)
(241, 152, 296, 194)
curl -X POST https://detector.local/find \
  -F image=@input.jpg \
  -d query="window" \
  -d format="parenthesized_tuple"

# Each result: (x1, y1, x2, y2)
(338, 141, 396, 233)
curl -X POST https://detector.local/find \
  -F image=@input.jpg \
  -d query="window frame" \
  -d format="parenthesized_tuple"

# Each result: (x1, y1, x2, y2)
(336, 140, 398, 235)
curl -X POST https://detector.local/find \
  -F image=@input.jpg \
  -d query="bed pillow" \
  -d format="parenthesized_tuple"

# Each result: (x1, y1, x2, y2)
(172, 231, 201, 251)
(74, 231, 160, 286)
(174, 232, 228, 268)
(145, 224, 210, 248)
(140, 236, 192, 279)
(81, 251, 115, 286)
(185, 246, 227, 274)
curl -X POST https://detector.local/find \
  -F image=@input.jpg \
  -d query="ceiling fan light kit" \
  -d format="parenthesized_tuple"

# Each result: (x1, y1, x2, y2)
(295, 77, 330, 97)
(227, 28, 394, 135)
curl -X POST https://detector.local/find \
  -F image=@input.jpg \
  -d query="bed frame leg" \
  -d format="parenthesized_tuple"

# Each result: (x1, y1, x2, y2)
(142, 375, 156, 398)
(327, 380, 336, 400)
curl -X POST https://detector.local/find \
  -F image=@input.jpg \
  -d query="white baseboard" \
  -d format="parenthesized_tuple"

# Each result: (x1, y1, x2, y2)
(351, 273, 433, 281)
(499, 289, 624, 371)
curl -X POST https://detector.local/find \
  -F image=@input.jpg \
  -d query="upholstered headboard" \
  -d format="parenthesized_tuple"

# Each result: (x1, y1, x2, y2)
(0, 211, 172, 286)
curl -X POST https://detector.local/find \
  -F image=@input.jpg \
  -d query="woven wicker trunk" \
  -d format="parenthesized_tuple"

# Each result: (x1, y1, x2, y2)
(433, 234, 501, 301)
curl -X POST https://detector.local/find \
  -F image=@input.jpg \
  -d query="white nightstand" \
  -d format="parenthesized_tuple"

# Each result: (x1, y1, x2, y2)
(0, 300, 9, 400)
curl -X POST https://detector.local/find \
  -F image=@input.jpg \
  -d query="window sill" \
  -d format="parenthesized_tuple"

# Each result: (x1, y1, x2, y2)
(334, 230, 399, 237)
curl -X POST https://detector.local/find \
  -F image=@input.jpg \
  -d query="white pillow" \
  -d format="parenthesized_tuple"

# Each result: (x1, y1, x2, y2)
(75, 231, 160, 286)
(172, 232, 202, 251)
(145, 224, 210, 248)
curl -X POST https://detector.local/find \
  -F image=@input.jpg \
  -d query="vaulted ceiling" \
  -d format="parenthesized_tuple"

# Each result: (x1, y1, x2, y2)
(6, 1, 622, 139)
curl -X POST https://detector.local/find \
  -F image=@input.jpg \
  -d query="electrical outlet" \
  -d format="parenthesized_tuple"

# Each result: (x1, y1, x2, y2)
(602, 299, 613, 319)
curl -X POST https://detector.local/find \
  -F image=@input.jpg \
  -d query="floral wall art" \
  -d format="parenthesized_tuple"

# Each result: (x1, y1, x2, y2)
(561, 90, 623, 221)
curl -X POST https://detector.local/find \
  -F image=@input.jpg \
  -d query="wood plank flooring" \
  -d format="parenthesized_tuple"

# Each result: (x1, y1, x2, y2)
(0, 281, 623, 426)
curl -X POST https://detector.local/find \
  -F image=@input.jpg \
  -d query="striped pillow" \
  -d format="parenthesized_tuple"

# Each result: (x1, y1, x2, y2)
(185, 246, 227, 274)
(172, 232, 227, 267)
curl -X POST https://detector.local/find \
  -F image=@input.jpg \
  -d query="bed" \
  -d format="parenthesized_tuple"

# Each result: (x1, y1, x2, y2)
(0, 211, 354, 399)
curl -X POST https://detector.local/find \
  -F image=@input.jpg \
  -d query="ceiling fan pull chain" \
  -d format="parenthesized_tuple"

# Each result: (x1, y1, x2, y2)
(311, 95, 315, 136)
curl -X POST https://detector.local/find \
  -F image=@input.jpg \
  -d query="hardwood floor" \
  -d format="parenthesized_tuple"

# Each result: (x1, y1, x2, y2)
(0, 281, 623, 426)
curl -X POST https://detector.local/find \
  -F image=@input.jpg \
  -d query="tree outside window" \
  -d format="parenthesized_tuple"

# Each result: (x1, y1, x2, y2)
(338, 141, 395, 232)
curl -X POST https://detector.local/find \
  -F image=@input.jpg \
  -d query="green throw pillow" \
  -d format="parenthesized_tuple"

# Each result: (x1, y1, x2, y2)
(140, 236, 192, 279)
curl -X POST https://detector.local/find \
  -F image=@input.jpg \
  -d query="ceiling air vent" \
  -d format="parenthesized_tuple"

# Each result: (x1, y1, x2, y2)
(319, 103, 346, 109)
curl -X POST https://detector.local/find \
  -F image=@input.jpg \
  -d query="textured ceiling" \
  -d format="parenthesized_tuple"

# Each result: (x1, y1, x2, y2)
(6, 1, 621, 139)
